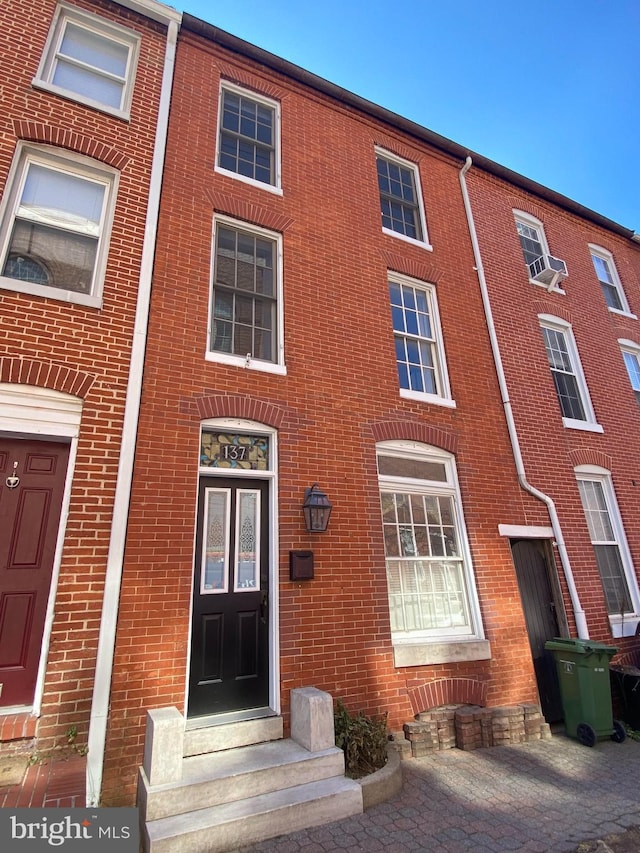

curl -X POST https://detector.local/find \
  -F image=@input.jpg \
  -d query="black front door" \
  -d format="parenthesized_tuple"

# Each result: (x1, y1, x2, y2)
(188, 477, 270, 718)
(511, 539, 563, 723)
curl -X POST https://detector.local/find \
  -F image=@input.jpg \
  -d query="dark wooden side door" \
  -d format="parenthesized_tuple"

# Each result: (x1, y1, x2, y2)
(511, 539, 563, 723)
(188, 477, 270, 718)
(0, 437, 70, 707)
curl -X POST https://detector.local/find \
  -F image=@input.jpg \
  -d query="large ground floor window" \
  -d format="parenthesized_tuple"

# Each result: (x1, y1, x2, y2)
(377, 440, 483, 644)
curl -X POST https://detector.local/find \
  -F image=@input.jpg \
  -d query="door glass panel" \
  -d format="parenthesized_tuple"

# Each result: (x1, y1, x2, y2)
(235, 489, 260, 591)
(201, 489, 230, 594)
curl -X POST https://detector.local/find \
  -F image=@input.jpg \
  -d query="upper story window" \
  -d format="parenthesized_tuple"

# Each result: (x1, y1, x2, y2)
(589, 245, 632, 315)
(0, 144, 117, 308)
(216, 83, 281, 192)
(34, 3, 140, 119)
(539, 314, 602, 432)
(389, 272, 453, 407)
(376, 148, 429, 247)
(619, 339, 640, 405)
(576, 465, 640, 636)
(208, 217, 285, 375)
(514, 211, 567, 291)
(377, 441, 483, 646)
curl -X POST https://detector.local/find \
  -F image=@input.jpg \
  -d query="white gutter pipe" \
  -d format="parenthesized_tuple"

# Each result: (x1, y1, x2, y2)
(459, 156, 589, 640)
(86, 14, 180, 807)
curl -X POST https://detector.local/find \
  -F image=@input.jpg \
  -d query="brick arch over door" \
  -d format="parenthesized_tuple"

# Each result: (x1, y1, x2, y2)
(408, 678, 488, 716)
(193, 393, 287, 429)
(371, 420, 458, 455)
(0, 357, 95, 398)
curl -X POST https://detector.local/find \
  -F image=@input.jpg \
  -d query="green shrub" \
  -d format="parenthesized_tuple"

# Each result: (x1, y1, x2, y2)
(334, 698, 388, 779)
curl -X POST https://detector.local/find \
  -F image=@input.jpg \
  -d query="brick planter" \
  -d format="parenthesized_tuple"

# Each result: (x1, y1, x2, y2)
(403, 704, 551, 756)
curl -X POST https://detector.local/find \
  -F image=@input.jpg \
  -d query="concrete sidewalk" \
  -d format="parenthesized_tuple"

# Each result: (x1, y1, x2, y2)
(236, 733, 640, 853)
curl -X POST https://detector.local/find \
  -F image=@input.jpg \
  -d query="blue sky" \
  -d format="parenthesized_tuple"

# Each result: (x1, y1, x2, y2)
(179, 1, 640, 232)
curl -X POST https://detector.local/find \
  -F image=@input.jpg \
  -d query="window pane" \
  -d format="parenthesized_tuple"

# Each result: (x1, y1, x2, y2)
(380, 483, 471, 634)
(211, 224, 277, 362)
(19, 164, 105, 235)
(390, 280, 441, 397)
(219, 90, 275, 185)
(623, 351, 640, 393)
(377, 156, 422, 240)
(235, 490, 260, 591)
(378, 456, 447, 482)
(542, 326, 587, 421)
(3, 220, 97, 293)
(593, 545, 632, 614)
(53, 22, 128, 109)
(60, 22, 128, 76)
(577, 477, 633, 616)
(201, 490, 229, 593)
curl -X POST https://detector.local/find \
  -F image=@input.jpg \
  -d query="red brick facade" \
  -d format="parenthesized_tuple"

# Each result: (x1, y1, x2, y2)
(467, 168, 640, 647)
(102, 21, 548, 805)
(4, 4, 640, 812)
(0, 0, 173, 778)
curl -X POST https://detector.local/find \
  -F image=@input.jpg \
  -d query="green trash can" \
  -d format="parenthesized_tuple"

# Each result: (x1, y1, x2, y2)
(544, 638, 626, 746)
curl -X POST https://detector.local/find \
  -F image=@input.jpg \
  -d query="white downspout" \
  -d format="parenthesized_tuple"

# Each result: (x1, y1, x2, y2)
(459, 156, 589, 640)
(86, 17, 180, 807)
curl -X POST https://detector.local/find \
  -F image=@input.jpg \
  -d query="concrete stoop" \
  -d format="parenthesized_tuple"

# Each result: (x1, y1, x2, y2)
(138, 689, 363, 853)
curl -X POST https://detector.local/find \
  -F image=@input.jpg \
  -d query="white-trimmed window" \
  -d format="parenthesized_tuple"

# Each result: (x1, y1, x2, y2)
(0, 144, 117, 308)
(514, 211, 566, 292)
(216, 82, 281, 192)
(377, 441, 484, 651)
(539, 315, 601, 432)
(389, 272, 453, 406)
(208, 217, 285, 374)
(619, 340, 640, 405)
(590, 245, 632, 315)
(576, 466, 640, 637)
(34, 3, 140, 119)
(376, 148, 429, 247)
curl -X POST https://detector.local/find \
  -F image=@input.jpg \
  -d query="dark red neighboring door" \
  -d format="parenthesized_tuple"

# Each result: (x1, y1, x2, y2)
(188, 477, 270, 718)
(0, 438, 70, 707)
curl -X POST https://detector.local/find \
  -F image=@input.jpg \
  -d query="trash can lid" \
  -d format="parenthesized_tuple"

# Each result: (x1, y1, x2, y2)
(544, 637, 618, 655)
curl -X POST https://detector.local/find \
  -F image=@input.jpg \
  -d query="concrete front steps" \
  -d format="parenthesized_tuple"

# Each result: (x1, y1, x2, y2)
(138, 688, 363, 853)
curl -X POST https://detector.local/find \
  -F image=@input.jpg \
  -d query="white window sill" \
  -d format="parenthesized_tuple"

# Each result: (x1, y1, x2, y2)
(382, 227, 432, 252)
(205, 351, 286, 375)
(562, 418, 604, 433)
(215, 166, 283, 196)
(608, 307, 637, 320)
(609, 614, 640, 638)
(400, 388, 456, 408)
(392, 639, 491, 667)
(0, 275, 102, 308)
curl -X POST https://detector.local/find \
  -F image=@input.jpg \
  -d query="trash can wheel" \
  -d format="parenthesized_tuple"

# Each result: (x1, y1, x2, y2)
(611, 720, 627, 743)
(577, 722, 597, 747)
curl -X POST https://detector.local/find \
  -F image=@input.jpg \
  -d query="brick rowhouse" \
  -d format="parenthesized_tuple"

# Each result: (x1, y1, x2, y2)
(102, 16, 551, 805)
(0, 0, 179, 798)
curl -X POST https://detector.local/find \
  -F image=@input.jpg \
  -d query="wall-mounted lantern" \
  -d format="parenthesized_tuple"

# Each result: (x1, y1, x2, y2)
(302, 483, 333, 532)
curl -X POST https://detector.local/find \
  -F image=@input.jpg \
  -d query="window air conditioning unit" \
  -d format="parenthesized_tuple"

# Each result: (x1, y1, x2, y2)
(530, 255, 568, 289)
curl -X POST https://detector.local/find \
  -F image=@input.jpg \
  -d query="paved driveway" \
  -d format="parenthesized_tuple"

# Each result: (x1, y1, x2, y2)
(237, 734, 640, 853)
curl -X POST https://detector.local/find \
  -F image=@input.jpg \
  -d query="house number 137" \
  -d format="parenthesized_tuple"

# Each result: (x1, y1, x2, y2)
(222, 444, 247, 461)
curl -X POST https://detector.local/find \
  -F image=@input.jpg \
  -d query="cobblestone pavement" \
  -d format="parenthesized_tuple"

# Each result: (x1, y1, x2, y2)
(235, 734, 640, 853)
